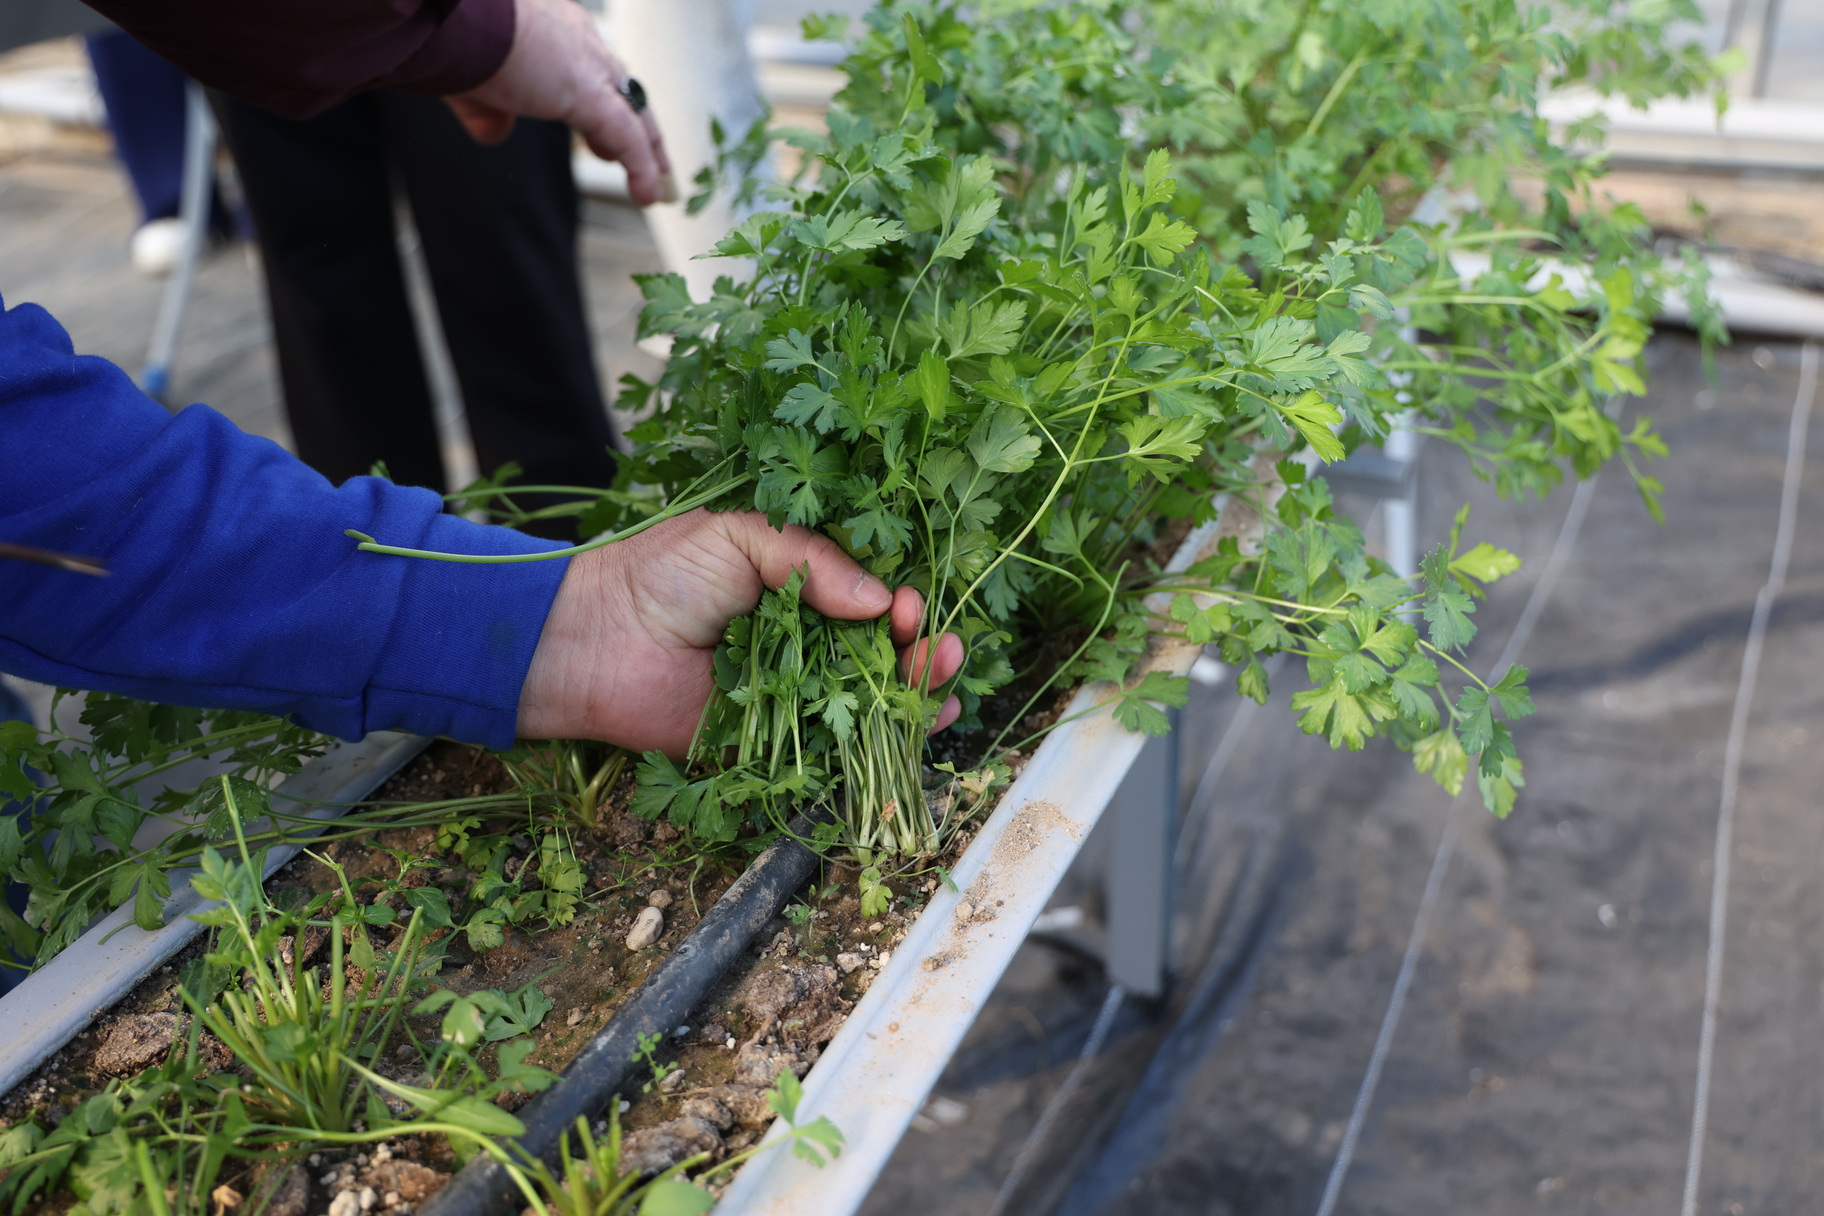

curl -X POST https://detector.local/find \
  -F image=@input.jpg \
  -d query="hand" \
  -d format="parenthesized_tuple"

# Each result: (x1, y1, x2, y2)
(444, 0, 676, 206)
(516, 509, 966, 755)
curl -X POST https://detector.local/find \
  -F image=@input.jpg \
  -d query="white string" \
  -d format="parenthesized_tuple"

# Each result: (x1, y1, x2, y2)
(1312, 809, 1456, 1216)
(1314, 411, 1616, 1216)
(1681, 340, 1818, 1216)
(986, 983, 1127, 1216)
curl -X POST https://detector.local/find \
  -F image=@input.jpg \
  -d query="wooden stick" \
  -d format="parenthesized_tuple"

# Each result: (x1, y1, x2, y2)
(0, 541, 108, 577)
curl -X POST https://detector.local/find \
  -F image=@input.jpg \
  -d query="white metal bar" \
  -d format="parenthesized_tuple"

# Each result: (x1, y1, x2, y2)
(1106, 724, 1178, 998)
(1450, 249, 1824, 341)
(1680, 340, 1818, 1216)
(140, 79, 214, 401)
(716, 463, 1283, 1214)
(1536, 92, 1824, 173)
(0, 731, 428, 1097)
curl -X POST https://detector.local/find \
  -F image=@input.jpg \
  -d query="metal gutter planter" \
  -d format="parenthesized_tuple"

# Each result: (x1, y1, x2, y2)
(0, 731, 429, 1098)
(715, 463, 1282, 1215)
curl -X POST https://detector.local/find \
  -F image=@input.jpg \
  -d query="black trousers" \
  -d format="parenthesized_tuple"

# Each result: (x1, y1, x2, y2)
(215, 91, 618, 512)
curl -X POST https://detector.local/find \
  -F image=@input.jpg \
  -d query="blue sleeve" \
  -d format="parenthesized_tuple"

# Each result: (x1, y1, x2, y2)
(0, 293, 570, 749)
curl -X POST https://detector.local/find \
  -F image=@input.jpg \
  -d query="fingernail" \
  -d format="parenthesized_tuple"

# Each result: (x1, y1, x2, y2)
(855, 570, 891, 610)
(658, 173, 680, 204)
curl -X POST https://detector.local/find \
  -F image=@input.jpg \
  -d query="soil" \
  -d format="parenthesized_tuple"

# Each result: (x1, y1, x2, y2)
(0, 729, 1013, 1214)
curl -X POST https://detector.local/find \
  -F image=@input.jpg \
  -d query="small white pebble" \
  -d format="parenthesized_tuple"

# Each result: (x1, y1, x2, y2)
(327, 1191, 360, 1216)
(836, 952, 863, 974)
(869, 951, 891, 970)
(567, 1007, 584, 1027)
(674, 1024, 690, 1038)
(384, 1193, 400, 1209)
(358, 1187, 377, 1212)
(309, 1154, 322, 1168)
(356, 1153, 368, 1166)
(625, 906, 665, 950)
(373, 1145, 392, 1164)
(618, 1098, 631, 1113)
(725, 1036, 736, 1049)
(648, 889, 673, 909)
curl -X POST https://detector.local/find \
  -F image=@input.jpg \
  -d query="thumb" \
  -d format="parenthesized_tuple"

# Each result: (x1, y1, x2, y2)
(444, 96, 517, 145)
(713, 512, 893, 620)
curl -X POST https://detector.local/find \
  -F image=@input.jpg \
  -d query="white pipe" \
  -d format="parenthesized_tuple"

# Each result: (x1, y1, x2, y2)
(605, 1, 766, 300)
(1449, 249, 1824, 340)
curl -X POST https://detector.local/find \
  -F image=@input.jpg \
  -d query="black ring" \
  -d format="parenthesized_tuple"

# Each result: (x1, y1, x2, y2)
(619, 77, 648, 114)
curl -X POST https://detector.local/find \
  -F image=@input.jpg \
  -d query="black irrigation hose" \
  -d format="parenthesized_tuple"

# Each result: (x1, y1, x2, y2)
(422, 812, 830, 1216)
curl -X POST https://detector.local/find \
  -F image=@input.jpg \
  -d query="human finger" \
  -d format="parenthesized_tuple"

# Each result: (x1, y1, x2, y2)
(712, 511, 893, 618)
(572, 78, 667, 205)
(444, 97, 516, 145)
(900, 633, 964, 691)
(887, 585, 924, 646)
(929, 696, 962, 734)
(600, 51, 677, 201)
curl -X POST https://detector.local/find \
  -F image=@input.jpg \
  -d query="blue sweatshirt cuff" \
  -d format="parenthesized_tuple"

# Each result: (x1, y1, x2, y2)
(365, 512, 569, 748)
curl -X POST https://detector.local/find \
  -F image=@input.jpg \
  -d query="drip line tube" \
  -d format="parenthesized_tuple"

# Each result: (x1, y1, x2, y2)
(422, 812, 830, 1216)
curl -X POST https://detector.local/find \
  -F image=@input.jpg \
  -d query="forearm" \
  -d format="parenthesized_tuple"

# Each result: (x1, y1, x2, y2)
(77, 0, 516, 118)
(0, 295, 564, 747)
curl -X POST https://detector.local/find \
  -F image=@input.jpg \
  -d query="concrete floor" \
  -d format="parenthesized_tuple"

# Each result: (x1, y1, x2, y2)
(866, 333, 1824, 1216)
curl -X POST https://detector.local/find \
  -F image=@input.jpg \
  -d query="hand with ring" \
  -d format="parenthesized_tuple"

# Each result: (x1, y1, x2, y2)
(443, 0, 676, 205)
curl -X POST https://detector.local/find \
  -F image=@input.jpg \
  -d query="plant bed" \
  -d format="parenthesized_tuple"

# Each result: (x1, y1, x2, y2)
(0, 723, 1004, 1216)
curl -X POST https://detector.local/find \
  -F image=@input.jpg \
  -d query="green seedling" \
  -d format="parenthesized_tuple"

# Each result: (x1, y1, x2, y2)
(632, 1031, 679, 1095)
(510, 1073, 843, 1216)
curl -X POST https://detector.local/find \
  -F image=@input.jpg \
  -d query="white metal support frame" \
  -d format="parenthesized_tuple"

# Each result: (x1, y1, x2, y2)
(605, 0, 767, 304)
(1104, 715, 1180, 999)
(139, 78, 214, 402)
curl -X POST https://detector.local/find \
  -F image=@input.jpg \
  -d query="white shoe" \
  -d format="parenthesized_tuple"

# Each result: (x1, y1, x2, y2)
(130, 217, 189, 277)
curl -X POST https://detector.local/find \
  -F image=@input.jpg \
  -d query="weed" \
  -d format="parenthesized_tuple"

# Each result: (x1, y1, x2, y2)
(631, 1031, 678, 1095)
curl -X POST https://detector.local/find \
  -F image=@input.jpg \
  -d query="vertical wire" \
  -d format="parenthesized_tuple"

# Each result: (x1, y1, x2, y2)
(1311, 812, 1456, 1216)
(985, 983, 1127, 1216)
(1314, 401, 1619, 1216)
(1680, 340, 1817, 1216)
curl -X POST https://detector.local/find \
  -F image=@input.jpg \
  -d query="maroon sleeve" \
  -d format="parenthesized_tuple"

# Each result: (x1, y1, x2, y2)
(78, 0, 517, 118)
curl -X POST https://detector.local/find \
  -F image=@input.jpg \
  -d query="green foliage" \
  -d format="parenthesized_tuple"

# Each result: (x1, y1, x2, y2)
(0, 690, 611, 973)
(858, 866, 892, 919)
(632, 1030, 680, 1095)
(0, 693, 327, 968)
(0, 790, 564, 1215)
(514, 1072, 842, 1216)
(345, 0, 1717, 836)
